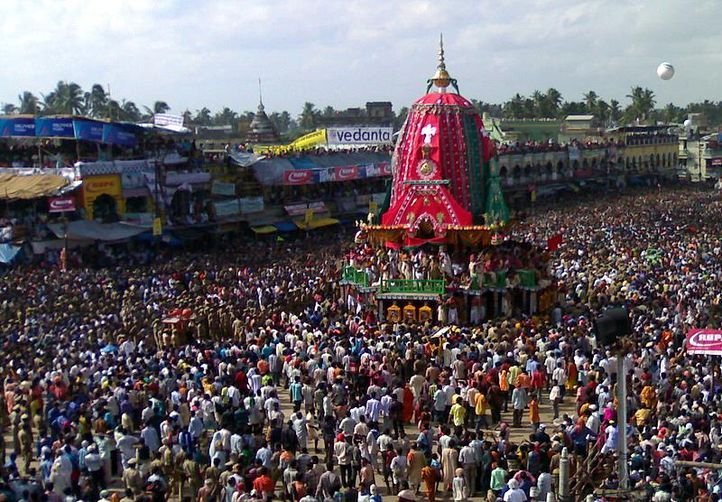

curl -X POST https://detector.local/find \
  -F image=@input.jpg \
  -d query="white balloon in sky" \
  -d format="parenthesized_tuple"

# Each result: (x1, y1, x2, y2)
(657, 62, 675, 80)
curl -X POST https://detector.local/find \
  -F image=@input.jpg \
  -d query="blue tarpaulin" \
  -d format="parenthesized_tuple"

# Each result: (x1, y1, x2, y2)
(273, 221, 298, 233)
(0, 244, 21, 264)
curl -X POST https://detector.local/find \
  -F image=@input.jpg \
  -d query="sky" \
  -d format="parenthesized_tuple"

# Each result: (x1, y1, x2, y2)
(1, 0, 720, 117)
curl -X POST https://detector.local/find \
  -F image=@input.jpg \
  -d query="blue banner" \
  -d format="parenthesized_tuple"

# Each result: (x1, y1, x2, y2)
(0, 117, 36, 137)
(73, 119, 104, 142)
(102, 123, 138, 147)
(35, 117, 75, 137)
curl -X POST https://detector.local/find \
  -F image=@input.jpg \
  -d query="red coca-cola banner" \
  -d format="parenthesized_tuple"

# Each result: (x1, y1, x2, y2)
(283, 170, 313, 185)
(686, 329, 722, 355)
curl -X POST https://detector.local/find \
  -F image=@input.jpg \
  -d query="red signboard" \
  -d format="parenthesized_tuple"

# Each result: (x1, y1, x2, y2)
(283, 170, 313, 185)
(334, 166, 359, 181)
(685, 329, 722, 355)
(48, 196, 76, 213)
(378, 162, 392, 176)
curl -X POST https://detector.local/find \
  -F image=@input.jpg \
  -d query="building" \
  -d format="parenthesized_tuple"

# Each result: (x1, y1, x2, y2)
(679, 133, 722, 181)
(316, 102, 394, 127)
(559, 115, 600, 142)
(607, 126, 678, 178)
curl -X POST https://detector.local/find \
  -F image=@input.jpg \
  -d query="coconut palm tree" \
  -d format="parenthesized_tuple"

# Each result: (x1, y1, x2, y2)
(583, 91, 598, 113)
(43, 81, 85, 115)
(546, 88, 563, 116)
(625, 86, 656, 123)
(2, 103, 17, 115)
(120, 100, 141, 122)
(299, 102, 319, 130)
(18, 92, 41, 115)
(84, 84, 108, 118)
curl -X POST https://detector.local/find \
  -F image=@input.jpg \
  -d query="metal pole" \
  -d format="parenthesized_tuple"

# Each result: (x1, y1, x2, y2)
(558, 446, 569, 501)
(617, 354, 628, 490)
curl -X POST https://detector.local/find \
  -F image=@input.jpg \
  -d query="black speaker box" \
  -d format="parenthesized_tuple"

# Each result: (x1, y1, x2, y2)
(593, 308, 631, 346)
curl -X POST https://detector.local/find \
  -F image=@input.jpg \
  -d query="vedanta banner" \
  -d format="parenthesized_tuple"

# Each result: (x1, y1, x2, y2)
(327, 127, 393, 145)
(685, 329, 722, 355)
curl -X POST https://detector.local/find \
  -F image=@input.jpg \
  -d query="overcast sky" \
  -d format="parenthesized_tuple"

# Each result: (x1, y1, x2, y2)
(1, 0, 720, 116)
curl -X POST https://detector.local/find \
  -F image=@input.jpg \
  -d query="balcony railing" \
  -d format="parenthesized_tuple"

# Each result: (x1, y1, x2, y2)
(379, 278, 445, 295)
(342, 266, 369, 287)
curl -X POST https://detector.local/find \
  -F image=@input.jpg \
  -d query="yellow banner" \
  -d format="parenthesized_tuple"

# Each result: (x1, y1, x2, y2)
(152, 217, 162, 236)
(254, 129, 327, 155)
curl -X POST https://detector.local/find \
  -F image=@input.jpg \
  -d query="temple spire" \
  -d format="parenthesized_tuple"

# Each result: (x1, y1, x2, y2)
(429, 33, 452, 92)
(258, 78, 264, 111)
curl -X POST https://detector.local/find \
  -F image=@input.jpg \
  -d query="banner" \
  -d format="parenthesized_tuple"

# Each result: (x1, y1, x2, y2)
(334, 165, 359, 181)
(48, 196, 76, 213)
(152, 217, 163, 236)
(283, 170, 314, 185)
(685, 329, 722, 355)
(35, 117, 75, 138)
(102, 124, 138, 147)
(73, 119, 105, 142)
(290, 129, 327, 150)
(0, 117, 36, 137)
(211, 181, 236, 196)
(327, 126, 393, 145)
(239, 196, 264, 214)
(153, 113, 184, 128)
(285, 201, 326, 216)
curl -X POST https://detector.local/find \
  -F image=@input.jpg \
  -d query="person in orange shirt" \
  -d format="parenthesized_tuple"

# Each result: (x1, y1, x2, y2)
(499, 368, 510, 413)
(528, 395, 540, 431)
(252, 467, 275, 500)
(514, 371, 530, 390)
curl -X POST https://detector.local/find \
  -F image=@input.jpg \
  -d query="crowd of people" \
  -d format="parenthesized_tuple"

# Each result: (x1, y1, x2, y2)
(1, 184, 722, 502)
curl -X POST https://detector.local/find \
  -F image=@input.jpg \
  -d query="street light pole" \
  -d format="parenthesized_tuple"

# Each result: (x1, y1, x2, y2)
(617, 353, 629, 491)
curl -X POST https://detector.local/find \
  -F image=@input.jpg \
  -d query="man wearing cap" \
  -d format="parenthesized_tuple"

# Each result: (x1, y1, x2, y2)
(122, 457, 144, 495)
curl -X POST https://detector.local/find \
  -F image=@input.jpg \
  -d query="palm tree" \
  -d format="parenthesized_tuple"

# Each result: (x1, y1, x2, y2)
(299, 102, 319, 130)
(43, 81, 85, 115)
(84, 84, 108, 118)
(503, 94, 525, 119)
(194, 107, 212, 126)
(626, 86, 656, 123)
(2, 103, 17, 115)
(583, 91, 598, 113)
(532, 90, 548, 117)
(18, 91, 40, 115)
(596, 100, 610, 125)
(546, 88, 563, 116)
(609, 99, 622, 123)
(214, 107, 238, 126)
(121, 100, 141, 122)
(106, 100, 121, 121)
(153, 101, 170, 114)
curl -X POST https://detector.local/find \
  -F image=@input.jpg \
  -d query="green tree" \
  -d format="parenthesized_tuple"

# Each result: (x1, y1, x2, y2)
(393, 106, 409, 130)
(609, 99, 622, 123)
(120, 100, 141, 122)
(322, 106, 335, 118)
(583, 90, 598, 112)
(42, 81, 85, 115)
(662, 103, 683, 124)
(596, 99, 610, 125)
(194, 107, 212, 126)
(18, 92, 40, 115)
(546, 88, 563, 116)
(503, 94, 525, 119)
(2, 103, 17, 115)
(299, 102, 319, 130)
(84, 84, 108, 118)
(625, 86, 656, 124)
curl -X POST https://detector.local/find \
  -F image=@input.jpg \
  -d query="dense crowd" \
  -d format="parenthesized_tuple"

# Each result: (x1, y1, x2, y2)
(1, 185, 722, 502)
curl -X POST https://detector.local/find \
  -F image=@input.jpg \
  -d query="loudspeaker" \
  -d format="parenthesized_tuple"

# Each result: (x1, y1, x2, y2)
(593, 307, 631, 346)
